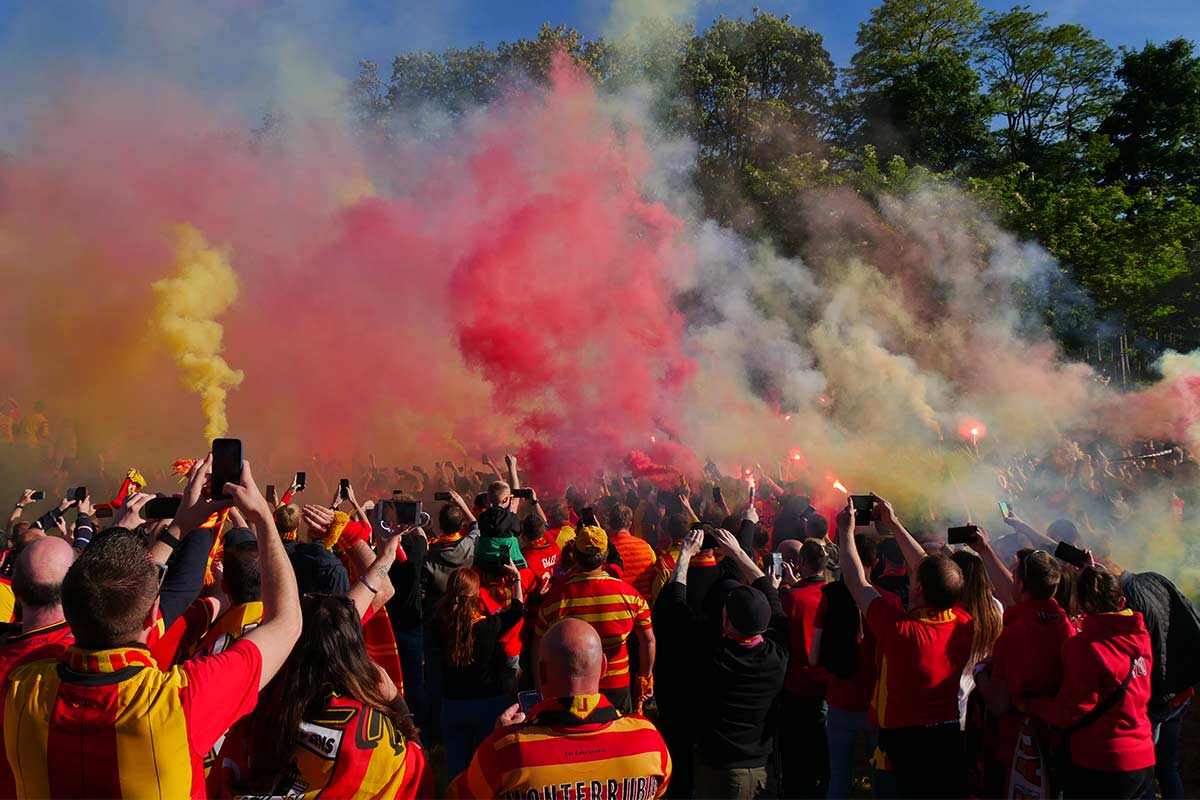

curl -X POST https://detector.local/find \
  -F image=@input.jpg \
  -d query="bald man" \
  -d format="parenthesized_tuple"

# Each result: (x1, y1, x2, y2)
(0, 537, 76, 796)
(2, 536, 75, 669)
(448, 619, 672, 800)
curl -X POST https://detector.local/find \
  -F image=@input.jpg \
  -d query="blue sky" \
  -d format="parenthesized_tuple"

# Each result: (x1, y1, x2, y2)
(0, 0, 1196, 76)
(0, 0, 1195, 139)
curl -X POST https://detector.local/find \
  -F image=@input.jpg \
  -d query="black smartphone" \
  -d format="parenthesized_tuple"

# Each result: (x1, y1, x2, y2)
(73, 487, 87, 502)
(434, 491, 452, 502)
(338, 479, 350, 501)
(850, 494, 874, 526)
(511, 488, 534, 499)
(947, 524, 979, 545)
(518, 690, 542, 716)
(30, 491, 45, 501)
(144, 496, 182, 520)
(266, 484, 276, 498)
(211, 438, 243, 499)
(771, 551, 783, 579)
(580, 506, 598, 527)
(1055, 541, 1090, 569)
(295, 471, 306, 491)
(998, 501, 1014, 517)
(380, 500, 422, 529)
(712, 486, 724, 504)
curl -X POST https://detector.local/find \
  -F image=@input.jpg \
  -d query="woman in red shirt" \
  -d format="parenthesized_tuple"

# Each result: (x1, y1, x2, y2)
(1028, 567, 1155, 799)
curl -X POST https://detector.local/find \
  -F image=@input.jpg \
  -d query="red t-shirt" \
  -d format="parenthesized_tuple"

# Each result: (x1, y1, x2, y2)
(521, 538, 561, 597)
(1026, 609, 1154, 771)
(866, 596, 973, 728)
(989, 597, 1074, 760)
(781, 577, 829, 698)
(479, 568, 539, 659)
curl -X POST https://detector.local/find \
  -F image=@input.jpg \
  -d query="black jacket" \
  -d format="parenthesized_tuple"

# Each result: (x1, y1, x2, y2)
(654, 573, 790, 769)
(1121, 570, 1200, 707)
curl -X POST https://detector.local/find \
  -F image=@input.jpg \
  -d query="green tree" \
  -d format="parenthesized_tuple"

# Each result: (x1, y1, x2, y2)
(850, 0, 984, 86)
(385, 45, 501, 118)
(683, 12, 835, 166)
(844, 0, 991, 171)
(976, 7, 1115, 173)
(1099, 39, 1200, 188)
(496, 22, 615, 83)
(854, 51, 991, 171)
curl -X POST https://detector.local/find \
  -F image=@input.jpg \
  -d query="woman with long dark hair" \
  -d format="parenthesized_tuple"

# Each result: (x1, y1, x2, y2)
(213, 593, 429, 799)
(1028, 566, 1155, 799)
(437, 563, 525, 780)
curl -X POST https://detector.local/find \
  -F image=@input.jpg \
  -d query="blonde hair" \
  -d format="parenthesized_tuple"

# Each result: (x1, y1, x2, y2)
(274, 503, 301, 535)
(487, 480, 511, 505)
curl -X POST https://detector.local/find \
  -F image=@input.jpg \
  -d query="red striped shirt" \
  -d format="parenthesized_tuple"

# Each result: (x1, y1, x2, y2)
(534, 572, 651, 690)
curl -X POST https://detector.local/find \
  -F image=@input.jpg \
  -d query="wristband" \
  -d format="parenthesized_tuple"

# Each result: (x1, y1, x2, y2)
(156, 531, 181, 551)
(358, 575, 379, 594)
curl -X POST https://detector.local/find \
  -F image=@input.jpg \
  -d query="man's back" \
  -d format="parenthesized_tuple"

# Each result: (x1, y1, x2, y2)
(611, 532, 656, 600)
(4, 639, 262, 799)
(536, 572, 650, 690)
(447, 694, 671, 799)
(866, 597, 973, 729)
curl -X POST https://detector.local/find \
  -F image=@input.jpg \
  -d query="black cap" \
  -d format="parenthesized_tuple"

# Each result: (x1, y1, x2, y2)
(725, 585, 772, 636)
(286, 541, 350, 595)
(224, 527, 256, 549)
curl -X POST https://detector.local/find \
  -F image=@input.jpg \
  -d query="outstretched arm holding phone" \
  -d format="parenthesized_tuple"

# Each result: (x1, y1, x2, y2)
(873, 494, 926, 573)
(837, 499, 881, 614)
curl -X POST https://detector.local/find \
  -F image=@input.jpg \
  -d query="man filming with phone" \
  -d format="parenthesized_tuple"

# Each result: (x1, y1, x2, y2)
(836, 494, 973, 799)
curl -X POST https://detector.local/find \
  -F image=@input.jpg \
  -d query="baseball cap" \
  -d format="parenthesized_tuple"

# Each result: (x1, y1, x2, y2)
(725, 585, 771, 636)
(570, 525, 608, 555)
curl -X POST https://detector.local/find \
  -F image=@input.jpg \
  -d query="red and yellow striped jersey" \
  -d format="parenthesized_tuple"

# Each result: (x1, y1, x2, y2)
(447, 694, 671, 800)
(210, 690, 431, 799)
(192, 601, 264, 658)
(534, 572, 651, 690)
(0, 621, 74, 798)
(4, 638, 262, 799)
(0, 579, 15, 626)
(648, 544, 718, 605)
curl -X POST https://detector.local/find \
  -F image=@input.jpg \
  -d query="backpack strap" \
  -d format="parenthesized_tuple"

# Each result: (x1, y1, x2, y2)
(1067, 657, 1135, 733)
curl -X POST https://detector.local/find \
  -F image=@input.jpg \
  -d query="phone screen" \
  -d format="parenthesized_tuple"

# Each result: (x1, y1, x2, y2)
(518, 690, 542, 716)
(712, 486, 723, 504)
(998, 501, 1012, 517)
(380, 500, 421, 529)
(771, 552, 783, 578)
(211, 438, 243, 499)
(295, 471, 306, 491)
(1054, 540, 1089, 569)
(74, 487, 87, 502)
(30, 491, 45, 501)
(338, 479, 350, 500)
(947, 524, 979, 545)
(849, 495, 874, 526)
(144, 496, 183, 520)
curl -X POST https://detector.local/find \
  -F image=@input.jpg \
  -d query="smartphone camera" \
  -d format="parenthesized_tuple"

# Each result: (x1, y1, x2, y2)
(849, 495, 874, 526)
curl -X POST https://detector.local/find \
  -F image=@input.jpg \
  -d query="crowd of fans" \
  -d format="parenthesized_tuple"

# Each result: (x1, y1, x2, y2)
(0, 400, 1197, 799)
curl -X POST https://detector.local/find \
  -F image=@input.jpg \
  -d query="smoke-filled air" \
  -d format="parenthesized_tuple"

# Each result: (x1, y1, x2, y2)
(2, 1, 1199, 588)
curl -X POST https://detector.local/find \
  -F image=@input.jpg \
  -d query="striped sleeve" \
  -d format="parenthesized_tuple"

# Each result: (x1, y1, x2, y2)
(446, 727, 505, 799)
(632, 592, 652, 629)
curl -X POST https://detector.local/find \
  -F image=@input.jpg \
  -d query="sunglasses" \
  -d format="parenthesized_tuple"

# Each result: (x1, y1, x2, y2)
(152, 561, 168, 593)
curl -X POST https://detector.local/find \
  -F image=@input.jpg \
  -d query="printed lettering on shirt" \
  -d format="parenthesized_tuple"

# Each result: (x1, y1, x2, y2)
(501, 775, 660, 800)
(356, 705, 405, 757)
(1132, 656, 1149, 679)
(297, 721, 344, 760)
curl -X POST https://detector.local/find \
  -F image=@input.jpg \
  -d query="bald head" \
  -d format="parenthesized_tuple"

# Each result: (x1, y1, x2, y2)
(777, 540, 802, 562)
(13, 536, 74, 610)
(537, 618, 605, 697)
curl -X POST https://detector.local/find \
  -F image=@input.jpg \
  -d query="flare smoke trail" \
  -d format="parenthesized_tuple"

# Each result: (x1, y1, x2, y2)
(152, 226, 243, 442)
(2, 1, 1200, 584)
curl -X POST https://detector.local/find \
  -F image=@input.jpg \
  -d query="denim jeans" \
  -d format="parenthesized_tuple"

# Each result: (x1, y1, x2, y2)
(441, 694, 513, 781)
(1143, 698, 1191, 800)
(826, 707, 877, 799)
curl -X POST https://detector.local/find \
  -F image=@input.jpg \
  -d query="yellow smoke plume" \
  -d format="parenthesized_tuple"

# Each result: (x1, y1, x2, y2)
(152, 226, 244, 442)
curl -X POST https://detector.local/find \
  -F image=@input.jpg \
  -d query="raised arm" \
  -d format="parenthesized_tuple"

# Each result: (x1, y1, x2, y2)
(447, 489, 477, 525)
(8, 489, 34, 533)
(873, 494, 925, 573)
(505, 454, 522, 517)
(712, 527, 765, 583)
(225, 461, 303, 691)
(970, 527, 1016, 608)
(837, 499, 881, 614)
